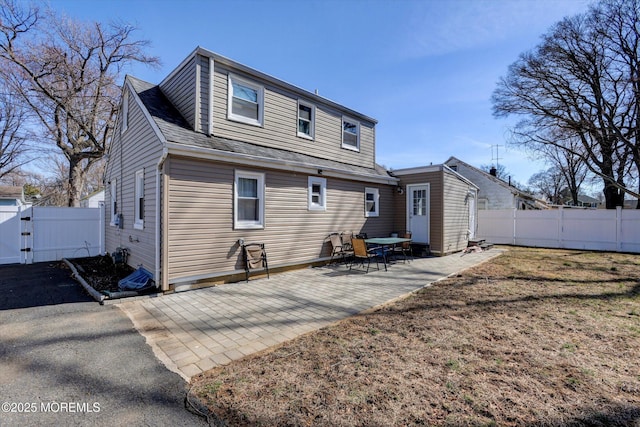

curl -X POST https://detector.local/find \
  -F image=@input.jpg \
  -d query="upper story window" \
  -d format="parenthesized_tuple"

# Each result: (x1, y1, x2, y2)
(297, 100, 315, 140)
(228, 74, 264, 127)
(364, 187, 379, 217)
(234, 170, 265, 229)
(342, 117, 360, 151)
(308, 176, 326, 211)
(120, 90, 129, 135)
(134, 169, 144, 230)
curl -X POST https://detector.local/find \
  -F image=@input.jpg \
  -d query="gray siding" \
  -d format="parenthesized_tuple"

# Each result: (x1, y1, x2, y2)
(393, 171, 444, 254)
(446, 160, 515, 209)
(442, 172, 471, 254)
(105, 87, 164, 275)
(159, 56, 197, 131)
(166, 156, 393, 284)
(210, 64, 376, 170)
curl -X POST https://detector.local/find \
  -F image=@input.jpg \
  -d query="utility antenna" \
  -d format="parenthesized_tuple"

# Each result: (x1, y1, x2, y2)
(491, 144, 504, 169)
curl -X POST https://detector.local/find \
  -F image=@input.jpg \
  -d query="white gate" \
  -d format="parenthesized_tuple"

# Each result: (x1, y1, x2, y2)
(0, 206, 23, 264)
(0, 206, 104, 265)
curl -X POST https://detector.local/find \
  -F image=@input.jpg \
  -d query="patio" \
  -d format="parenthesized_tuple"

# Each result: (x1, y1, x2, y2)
(117, 249, 502, 380)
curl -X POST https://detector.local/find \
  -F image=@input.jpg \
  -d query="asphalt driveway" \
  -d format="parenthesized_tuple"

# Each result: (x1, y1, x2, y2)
(0, 262, 205, 426)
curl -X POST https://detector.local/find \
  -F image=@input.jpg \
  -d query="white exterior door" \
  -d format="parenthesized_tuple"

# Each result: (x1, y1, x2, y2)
(407, 184, 429, 244)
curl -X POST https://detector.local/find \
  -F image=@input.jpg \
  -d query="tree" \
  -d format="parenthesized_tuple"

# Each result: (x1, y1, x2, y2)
(0, 0, 158, 206)
(528, 167, 565, 204)
(492, 0, 640, 208)
(0, 87, 30, 182)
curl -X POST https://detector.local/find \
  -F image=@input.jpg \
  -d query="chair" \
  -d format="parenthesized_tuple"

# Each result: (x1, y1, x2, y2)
(243, 243, 269, 282)
(349, 237, 380, 273)
(393, 231, 413, 262)
(329, 232, 353, 264)
(340, 231, 354, 251)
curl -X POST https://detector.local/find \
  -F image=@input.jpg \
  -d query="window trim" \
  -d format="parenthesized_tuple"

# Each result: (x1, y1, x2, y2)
(134, 169, 144, 230)
(227, 73, 264, 127)
(120, 90, 128, 135)
(308, 176, 327, 211)
(234, 170, 265, 229)
(297, 100, 315, 140)
(341, 116, 360, 152)
(364, 187, 379, 217)
(109, 179, 118, 226)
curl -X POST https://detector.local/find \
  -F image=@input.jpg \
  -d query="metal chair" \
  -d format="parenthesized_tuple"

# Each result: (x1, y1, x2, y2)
(393, 231, 413, 262)
(329, 232, 353, 264)
(349, 237, 380, 273)
(243, 242, 269, 282)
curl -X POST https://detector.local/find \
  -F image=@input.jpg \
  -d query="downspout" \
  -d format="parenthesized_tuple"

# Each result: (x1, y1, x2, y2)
(155, 147, 169, 291)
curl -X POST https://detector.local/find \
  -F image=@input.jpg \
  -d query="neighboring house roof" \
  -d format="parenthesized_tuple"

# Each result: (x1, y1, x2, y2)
(445, 156, 548, 209)
(0, 185, 23, 200)
(391, 164, 480, 189)
(127, 76, 397, 185)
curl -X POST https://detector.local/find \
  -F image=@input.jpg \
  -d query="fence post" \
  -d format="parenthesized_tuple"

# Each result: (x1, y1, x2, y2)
(512, 208, 517, 245)
(558, 206, 564, 249)
(616, 206, 622, 252)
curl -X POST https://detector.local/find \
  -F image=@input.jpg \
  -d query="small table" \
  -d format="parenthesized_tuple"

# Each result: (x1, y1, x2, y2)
(365, 237, 412, 271)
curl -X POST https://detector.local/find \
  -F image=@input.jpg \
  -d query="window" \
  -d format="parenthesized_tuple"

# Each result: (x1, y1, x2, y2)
(342, 117, 360, 151)
(228, 74, 264, 126)
(297, 100, 315, 139)
(308, 176, 326, 211)
(365, 187, 379, 217)
(134, 169, 144, 229)
(110, 179, 118, 226)
(121, 90, 128, 135)
(234, 170, 265, 229)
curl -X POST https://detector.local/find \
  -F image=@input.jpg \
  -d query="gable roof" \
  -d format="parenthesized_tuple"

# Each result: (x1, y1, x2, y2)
(0, 186, 23, 200)
(445, 156, 532, 197)
(127, 76, 397, 185)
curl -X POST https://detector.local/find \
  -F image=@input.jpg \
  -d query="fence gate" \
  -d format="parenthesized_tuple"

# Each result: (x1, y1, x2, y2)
(0, 206, 23, 264)
(0, 206, 104, 265)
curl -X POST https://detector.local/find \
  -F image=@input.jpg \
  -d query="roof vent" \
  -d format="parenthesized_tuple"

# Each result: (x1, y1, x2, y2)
(490, 166, 497, 176)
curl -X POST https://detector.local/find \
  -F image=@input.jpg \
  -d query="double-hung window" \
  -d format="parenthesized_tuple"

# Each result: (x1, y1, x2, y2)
(364, 187, 379, 217)
(228, 74, 264, 126)
(120, 90, 128, 135)
(342, 117, 360, 151)
(297, 100, 315, 139)
(134, 169, 144, 229)
(235, 170, 265, 229)
(308, 176, 326, 211)
(110, 179, 118, 226)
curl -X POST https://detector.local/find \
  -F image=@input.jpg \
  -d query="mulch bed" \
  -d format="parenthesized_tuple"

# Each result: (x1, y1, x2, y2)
(68, 255, 135, 294)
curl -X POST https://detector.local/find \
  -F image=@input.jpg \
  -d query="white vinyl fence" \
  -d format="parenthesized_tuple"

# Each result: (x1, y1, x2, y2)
(477, 207, 640, 253)
(0, 206, 104, 265)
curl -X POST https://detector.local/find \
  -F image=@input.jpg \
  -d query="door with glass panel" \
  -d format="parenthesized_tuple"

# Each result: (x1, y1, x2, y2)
(407, 184, 429, 244)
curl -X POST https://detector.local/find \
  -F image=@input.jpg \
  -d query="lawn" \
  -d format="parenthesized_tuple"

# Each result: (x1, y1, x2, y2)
(190, 247, 640, 426)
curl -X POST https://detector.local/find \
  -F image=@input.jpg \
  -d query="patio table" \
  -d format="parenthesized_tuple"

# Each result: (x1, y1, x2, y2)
(364, 237, 412, 271)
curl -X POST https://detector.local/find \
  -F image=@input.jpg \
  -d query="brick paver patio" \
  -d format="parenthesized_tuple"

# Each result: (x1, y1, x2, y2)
(118, 249, 502, 380)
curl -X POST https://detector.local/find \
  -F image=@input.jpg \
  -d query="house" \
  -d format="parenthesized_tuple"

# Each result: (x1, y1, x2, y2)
(0, 186, 26, 206)
(80, 189, 105, 208)
(391, 165, 479, 255)
(104, 47, 477, 292)
(105, 47, 401, 292)
(444, 156, 548, 210)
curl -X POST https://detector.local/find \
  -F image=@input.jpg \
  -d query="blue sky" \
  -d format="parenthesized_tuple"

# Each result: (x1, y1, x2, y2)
(50, 0, 591, 186)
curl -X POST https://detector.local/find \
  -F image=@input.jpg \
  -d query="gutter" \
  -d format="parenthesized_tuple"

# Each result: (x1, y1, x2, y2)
(155, 147, 169, 291)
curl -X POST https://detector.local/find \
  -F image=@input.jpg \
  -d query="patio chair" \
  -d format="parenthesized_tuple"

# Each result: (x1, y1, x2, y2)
(329, 232, 353, 264)
(340, 231, 354, 251)
(392, 231, 413, 263)
(349, 237, 380, 273)
(243, 242, 269, 282)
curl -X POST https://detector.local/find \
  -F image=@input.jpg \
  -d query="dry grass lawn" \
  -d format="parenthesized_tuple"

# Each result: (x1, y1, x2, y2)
(190, 247, 640, 426)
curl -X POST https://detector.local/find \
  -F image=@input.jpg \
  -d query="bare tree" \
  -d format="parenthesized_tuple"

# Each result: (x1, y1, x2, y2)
(528, 167, 565, 204)
(0, 0, 158, 206)
(0, 87, 30, 182)
(492, 0, 640, 208)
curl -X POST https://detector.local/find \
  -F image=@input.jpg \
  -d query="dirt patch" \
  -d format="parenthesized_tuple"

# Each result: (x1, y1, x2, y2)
(68, 255, 134, 293)
(190, 247, 640, 426)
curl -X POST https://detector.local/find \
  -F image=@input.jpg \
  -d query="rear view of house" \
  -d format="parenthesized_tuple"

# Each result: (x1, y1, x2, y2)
(105, 47, 398, 291)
